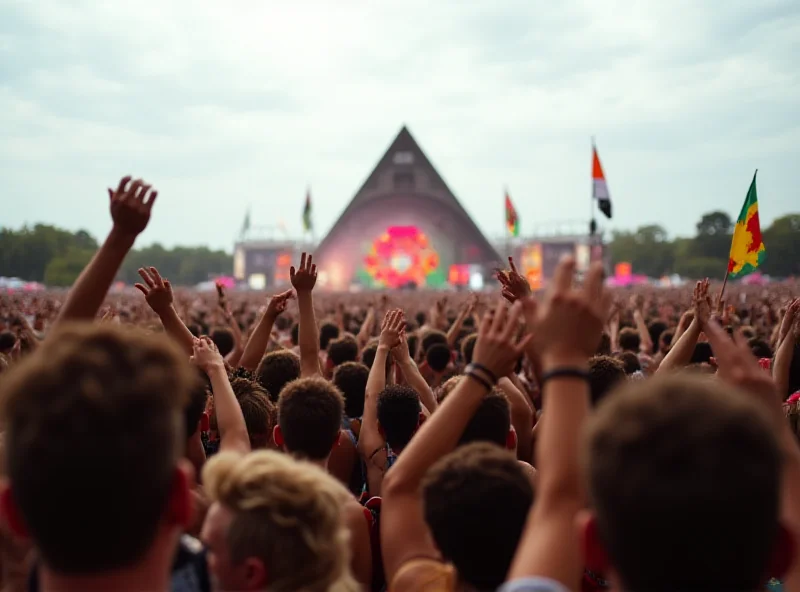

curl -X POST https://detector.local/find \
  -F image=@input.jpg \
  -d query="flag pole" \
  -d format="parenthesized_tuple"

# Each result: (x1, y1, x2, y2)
(717, 270, 729, 307)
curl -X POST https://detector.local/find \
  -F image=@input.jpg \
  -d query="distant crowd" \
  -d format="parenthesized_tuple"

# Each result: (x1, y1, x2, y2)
(0, 176, 799, 592)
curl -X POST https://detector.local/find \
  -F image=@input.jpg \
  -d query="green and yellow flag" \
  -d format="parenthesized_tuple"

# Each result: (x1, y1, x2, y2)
(727, 171, 766, 278)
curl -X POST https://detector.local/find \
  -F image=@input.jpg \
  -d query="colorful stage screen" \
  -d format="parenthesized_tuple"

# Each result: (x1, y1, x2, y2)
(358, 226, 444, 289)
(519, 243, 543, 291)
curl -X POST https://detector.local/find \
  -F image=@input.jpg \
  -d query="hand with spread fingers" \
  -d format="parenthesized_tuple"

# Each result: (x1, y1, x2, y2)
(108, 176, 158, 238)
(704, 318, 782, 420)
(498, 256, 531, 303)
(472, 300, 533, 379)
(190, 336, 225, 374)
(693, 278, 712, 328)
(265, 289, 294, 320)
(379, 309, 405, 350)
(778, 298, 800, 344)
(134, 267, 174, 316)
(531, 257, 611, 367)
(290, 252, 317, 292)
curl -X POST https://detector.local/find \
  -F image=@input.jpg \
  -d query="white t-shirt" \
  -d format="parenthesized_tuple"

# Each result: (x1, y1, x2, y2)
(499, 577, 570, 592)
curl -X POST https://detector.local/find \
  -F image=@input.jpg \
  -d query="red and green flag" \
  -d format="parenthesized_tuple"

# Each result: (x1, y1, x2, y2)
(727, 170, 766, 278)
(505, 192, 519, 237)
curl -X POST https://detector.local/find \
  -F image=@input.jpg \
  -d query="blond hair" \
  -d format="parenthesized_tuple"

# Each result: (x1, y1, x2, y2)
(203, 450, 359, 592)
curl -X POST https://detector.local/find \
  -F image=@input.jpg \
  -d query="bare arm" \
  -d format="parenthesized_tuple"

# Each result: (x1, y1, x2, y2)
(382, 301, 530, 583)
(192, 337, 250, 455)
(291, 253, 321, 378)
(507, 259, 611, 588)
(135, 267, 194, 356)
(356, 305, 376, 351)
(773, 300, 799, 399)
(497, 376, 534, 462)
(57, 177, 156, 325)
(238, 290, 293, 371)
(393, 333, 438, 413)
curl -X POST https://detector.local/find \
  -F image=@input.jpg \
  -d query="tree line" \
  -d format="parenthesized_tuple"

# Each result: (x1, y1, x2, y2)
(0, 224, 231, 287)
(607, 211, 800, 279)
(2, 211, 798, 286)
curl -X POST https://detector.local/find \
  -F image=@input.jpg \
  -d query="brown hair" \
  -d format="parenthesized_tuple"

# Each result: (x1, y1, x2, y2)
(0, 323, 194, 573)
(423, 443, 533, 590)
(255, 350, 301, 401)
(230, 377, 275, 449)
(584, 374, 782, 592)
(277, 377, 344, 460)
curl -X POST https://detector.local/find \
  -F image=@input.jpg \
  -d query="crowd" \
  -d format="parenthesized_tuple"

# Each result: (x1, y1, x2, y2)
(0, 176, 799, 592)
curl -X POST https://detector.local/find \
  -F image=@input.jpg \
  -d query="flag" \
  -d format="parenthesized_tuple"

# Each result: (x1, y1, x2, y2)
(505, 192, 519, 237)
(240, 208, 250, 237)
(592, 144, 612, 219)
(302, 189, 312, 232)
(727, 170, 766, 278)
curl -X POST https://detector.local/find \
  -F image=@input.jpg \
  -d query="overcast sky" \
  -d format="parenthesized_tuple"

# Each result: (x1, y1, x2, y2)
(1, 0, 798, 252)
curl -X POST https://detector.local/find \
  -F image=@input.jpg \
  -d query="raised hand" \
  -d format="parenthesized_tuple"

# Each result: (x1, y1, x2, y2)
(472, 300, 532, 379)
(134, 267, 174, 316)
(290, 252, 317, 292)
(265, 289, 294, 319)
(498, 257, 531, 303)
(190, 336, 225, 374)
(704, 318, 781, 419)
(693, 279, 712, 327)
(379, 309, 405, 349)
(531, 257, 611, 366)
(392, 331, 412, 365)
(778, 298, 800, 344)
(108, 176, 157, 238)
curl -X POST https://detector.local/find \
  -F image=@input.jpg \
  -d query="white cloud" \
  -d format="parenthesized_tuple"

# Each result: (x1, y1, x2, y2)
(0, 0, 797, 250)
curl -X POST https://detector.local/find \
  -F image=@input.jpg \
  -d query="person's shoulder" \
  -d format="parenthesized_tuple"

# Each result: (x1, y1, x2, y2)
(499, 577, 571, 592)
(389, 558, 455, 592)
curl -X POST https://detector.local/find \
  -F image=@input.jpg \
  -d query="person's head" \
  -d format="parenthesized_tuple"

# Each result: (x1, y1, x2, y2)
(332, 361, 368, 419)
(290, 323, 299, 347)
(360, 341, 378, 368)
(0, 331, 16, 355)
(749, 338, 773, 360)
(230, 377, 276, 450)
(210, 327, 235, 357)
(0, 324, 194, 576)
(318, 322, 340, 352)
(596, 332, 612, 356)
(460, 333, 477, 365)
(659, 330, 674, 354)
(588, 355, 627, 407)
(458, 389, 514, 450)
(423, 443, 533, 590)
(185, 368, 211, 440)
(275, 377, 344, 461)
(690, 341, 713, 365)
(425, 343, 451, 374)
(377, 384, 421, 451)
(582, 374, 789, 591)
(420, 330, 448, 358)
(326, 335, 358, 368)
(254, 350, 301, 402)
(648, 321, 667, 355)
(202, 450, 355, 592)
(617, 351, 641, 375)
(618, 328, 640, 353)
(405, 333, 419, 362)
(436, 375, 463, 403)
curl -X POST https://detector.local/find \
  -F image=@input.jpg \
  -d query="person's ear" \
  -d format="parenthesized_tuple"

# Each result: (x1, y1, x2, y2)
(273, 425, 284, 448)
(506, 426, 518, 452)
(578, 510, 610, 574)
(168, 459, 194, 529)
(378, 421, 386, 439)
(243, 557, 268, 589)
(767, 522, 795, 580)
(0, 484, 29, 539)
(418, 411, 427, 428)
(200, 411, 210, 432)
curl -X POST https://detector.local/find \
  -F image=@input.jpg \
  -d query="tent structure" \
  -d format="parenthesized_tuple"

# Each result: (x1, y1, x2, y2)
(315, 126, 501, 289)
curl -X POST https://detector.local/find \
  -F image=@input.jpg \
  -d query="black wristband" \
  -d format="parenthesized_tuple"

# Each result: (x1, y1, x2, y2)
(467, 363, 498, 384)
(540, 367, 590, 385)
(465, 370, 493, 391)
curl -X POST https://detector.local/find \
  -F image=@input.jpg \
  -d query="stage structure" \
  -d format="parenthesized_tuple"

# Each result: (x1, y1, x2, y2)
(315, 126, 501, 290)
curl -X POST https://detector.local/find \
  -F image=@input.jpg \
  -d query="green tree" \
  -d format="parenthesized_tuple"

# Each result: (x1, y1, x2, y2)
(762, 214, 800, 277)
(44, 248, 96, 286)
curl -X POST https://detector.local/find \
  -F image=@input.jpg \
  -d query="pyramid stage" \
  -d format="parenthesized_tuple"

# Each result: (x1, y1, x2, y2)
(315, 126, 501, 290)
